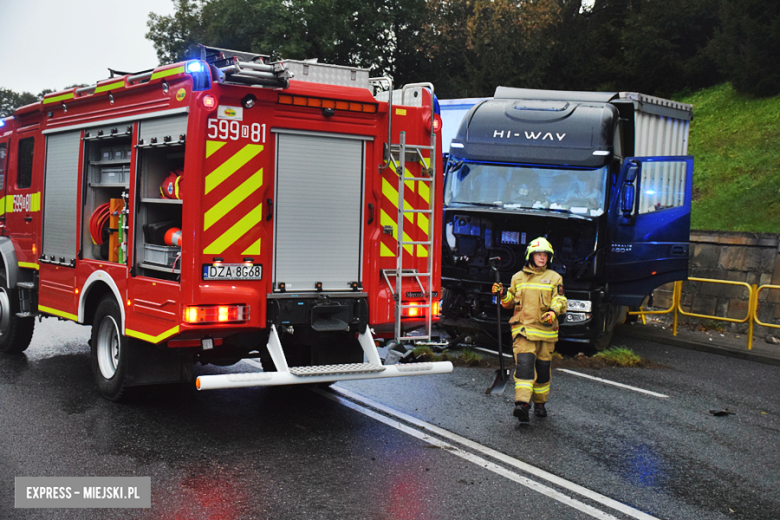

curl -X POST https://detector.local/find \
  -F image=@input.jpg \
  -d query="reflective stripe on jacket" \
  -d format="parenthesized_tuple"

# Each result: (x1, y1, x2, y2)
(501, 265, 567, 342)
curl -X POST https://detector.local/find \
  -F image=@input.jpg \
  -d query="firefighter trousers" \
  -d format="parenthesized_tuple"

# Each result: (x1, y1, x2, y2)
(512, 336, 555, 404)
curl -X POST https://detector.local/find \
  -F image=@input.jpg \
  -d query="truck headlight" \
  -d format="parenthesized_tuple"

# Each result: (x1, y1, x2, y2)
(566, 312, 590, 323)
(567, 299, 592, 312)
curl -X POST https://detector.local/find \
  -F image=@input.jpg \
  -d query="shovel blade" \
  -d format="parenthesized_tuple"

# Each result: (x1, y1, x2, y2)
(485, 368, 513, 395)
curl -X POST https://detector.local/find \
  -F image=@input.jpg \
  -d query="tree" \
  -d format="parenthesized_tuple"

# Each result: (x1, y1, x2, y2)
(146, 0, 206, 64)
(709, 0, 780, 97)
(146, 0, 427, 82)
(421, 0, 561, 98)
(0, 89, 39, 118)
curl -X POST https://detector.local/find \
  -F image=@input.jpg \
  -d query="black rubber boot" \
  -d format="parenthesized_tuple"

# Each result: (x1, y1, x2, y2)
(513, 402, 530, 424)
(534, 402, 547, 418)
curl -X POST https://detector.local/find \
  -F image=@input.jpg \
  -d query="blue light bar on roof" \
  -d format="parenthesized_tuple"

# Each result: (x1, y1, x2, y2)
(185, 60, 211, 92)
(187, 61, 205, 73)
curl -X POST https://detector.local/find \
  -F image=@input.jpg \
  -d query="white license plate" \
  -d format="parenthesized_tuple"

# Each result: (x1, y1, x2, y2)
(202, 264, 262, 281)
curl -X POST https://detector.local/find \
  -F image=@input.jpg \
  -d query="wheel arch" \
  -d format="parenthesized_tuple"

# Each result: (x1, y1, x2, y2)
(0, 237, 20, 288)
(79, 271, 124, 328)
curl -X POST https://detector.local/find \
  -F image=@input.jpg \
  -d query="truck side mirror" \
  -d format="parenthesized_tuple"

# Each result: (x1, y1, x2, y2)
(620, 184, 635, 215)
(620, 162, 640, 216)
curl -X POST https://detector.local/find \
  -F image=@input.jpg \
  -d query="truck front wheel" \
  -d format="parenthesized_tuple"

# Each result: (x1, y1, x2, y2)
(90, 296, 131, 401)
(0, 274, 35, 354)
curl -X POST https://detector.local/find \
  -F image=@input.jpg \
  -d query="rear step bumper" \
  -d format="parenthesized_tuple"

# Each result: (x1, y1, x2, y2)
(196, 361, 453, 390)
(195, 324, 453, 390)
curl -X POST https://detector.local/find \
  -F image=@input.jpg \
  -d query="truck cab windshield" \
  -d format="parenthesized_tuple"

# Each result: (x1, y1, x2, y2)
(444, 162, 608, 216)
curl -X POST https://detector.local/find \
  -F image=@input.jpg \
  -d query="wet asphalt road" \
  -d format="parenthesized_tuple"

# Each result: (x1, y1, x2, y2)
(1, 318, 779, 519)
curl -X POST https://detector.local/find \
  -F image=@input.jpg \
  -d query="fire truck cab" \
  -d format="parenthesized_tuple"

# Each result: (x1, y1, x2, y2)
(0, 46, 451, 400)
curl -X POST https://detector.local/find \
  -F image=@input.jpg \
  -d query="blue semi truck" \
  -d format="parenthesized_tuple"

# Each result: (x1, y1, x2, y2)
(439, 87, 693, 350)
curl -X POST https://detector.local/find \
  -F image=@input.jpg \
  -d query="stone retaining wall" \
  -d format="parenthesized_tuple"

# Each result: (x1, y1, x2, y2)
(649, 231, 780, 336)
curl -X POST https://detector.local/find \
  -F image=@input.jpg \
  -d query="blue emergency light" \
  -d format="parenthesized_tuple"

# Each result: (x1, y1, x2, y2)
(185, 60, 211, 92)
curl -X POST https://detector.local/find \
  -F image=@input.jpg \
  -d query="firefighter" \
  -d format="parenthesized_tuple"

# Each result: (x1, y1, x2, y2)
(492, 237, 567, 424)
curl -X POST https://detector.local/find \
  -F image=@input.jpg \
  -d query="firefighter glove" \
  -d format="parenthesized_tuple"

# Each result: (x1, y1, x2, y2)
(492, 283, 503, 295)
(541, 311, 556, 325)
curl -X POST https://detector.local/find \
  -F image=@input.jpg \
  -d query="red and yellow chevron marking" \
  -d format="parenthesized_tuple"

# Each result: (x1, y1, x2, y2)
(379, 155, 432, 266)
(201, 140, 266, 256)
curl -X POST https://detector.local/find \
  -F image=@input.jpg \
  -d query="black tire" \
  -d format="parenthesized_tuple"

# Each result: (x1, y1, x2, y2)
(90, 296, 132, 401)
(0, 272, 35, 354)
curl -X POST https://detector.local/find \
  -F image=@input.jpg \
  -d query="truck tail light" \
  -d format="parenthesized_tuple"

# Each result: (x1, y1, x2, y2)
(202, 95, 217, 110)
(184, 304, 249, 324)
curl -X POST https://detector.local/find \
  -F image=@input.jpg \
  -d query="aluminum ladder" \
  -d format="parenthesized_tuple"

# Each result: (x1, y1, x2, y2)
(382, 83, 438, 343)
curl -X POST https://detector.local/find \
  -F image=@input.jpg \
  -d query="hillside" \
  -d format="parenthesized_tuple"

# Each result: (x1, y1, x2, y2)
(680, 84, 780, 233)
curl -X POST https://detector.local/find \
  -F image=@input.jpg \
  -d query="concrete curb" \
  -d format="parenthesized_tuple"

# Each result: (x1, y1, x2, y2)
(614, 326, 780, 367)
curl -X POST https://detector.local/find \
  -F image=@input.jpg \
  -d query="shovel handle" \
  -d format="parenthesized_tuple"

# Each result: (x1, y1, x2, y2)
(488, 257, 505, 373)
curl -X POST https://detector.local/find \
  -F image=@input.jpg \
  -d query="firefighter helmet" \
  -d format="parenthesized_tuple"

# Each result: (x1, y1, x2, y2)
(160, 168, 183, 199)
(525, 237, 554, 265)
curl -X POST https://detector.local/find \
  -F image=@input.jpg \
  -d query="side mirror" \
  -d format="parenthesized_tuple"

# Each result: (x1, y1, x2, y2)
(621, 184, 635, 215)
(625, 162, 639, 183)
(620, 161, 640, 216)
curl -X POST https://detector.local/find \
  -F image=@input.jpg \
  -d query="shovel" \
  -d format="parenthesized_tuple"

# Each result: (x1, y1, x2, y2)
(486, 257, 513, 395)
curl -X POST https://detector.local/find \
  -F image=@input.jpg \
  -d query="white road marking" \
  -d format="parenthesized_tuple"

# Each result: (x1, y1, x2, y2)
(323, 386, 660, 520)
(556, 369, 670, 398)
(474, 346, 514, 360)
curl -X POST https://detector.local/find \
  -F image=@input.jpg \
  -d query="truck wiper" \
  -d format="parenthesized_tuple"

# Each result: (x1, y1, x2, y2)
(532, 207, 588, 220)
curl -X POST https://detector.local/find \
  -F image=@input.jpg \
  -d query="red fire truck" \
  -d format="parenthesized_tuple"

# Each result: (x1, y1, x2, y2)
(0, 46, 452, 400)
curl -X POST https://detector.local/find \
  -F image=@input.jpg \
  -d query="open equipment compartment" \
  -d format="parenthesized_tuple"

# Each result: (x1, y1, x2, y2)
(133, 113, 187, 280)
(81, 124, 132, 262)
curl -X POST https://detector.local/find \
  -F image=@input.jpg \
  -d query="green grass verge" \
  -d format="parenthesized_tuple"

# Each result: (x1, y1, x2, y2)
(593, 346, 642, 367)
(679, 83, 780, 232)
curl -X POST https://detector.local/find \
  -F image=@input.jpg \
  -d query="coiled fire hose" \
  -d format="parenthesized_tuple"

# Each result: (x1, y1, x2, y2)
(89, 203, 111, 244)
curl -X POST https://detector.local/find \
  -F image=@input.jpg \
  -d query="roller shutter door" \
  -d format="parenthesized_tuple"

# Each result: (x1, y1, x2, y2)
(273, 132, 365, 292)
(42, 131, 81, 264)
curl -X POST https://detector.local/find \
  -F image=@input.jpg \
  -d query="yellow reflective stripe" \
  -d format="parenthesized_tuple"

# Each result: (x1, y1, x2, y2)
(380, 209, 396, 238)
(533, 384, 551, 393)
(0, 195, 9, 215)
(4, 196, 12, 213)
(516, 283, 553, 291)
(30, 192, 41, 212)
(18, 262, 39, 270)
(418, 181, 430, 203)
(380, 242, 395, 257)
(241, 238, 262, 256)
(205, 144, 263, 194)
(381, 177, 413, 211)
(204, 169, 263, 230)
(43, 92, 74, 105)
(206, 140, 227, 158)
(126, 325, 180, 344)
(38, 305, 77, 321)
(417, 212, 429, 235)
(95, 80, 125, 94)
(501, 293, 513, 304)
(525, 328, 558, 338)
(151, 66, 186, 81)
(204, 203, 264, 254)
(515, 382, 533, 389)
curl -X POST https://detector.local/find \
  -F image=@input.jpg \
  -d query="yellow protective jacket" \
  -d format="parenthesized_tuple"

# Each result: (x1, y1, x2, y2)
(500, 264, 567, 342)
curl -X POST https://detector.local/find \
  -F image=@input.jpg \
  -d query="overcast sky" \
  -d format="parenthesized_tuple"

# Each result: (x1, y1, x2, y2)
(0, 0, 176, 95)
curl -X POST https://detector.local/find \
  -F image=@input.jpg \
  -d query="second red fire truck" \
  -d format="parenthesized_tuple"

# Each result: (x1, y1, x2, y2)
(0, 46, 452, 400)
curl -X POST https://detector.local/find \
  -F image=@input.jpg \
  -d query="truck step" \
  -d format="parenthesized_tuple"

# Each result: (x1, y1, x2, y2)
(16, 312, 36, 318)
(288, 363, 385, 377)
(16, 282, 36, 289)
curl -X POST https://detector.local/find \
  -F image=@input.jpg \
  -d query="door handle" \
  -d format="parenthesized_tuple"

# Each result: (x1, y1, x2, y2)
(671, 245, 686, 255)
(24, 216, 33, 222)
(368, 203, 374, 224)
(266, 198, 273, 221)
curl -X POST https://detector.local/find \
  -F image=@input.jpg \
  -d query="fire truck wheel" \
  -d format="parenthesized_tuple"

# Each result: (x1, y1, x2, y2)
(90, 296, 131, 401)
(0, 277, 35, 354)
